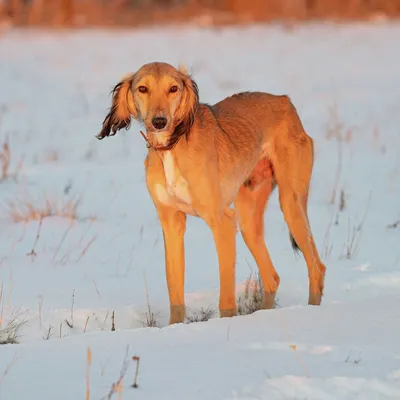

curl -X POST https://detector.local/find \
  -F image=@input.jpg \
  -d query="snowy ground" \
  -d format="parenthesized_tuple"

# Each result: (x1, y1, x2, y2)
(0, 22, 399, 399)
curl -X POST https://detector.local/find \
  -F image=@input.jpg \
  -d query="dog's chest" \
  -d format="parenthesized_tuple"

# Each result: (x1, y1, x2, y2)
(159, 152, 192, 206)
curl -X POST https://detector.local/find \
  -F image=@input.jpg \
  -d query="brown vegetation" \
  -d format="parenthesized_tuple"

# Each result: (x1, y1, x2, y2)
(0, 314, 27, 345)
(1, 0, 399, 28)
(6, 196, 81, 223)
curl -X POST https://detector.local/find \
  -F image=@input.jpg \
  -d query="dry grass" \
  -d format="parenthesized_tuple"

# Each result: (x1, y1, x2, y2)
(0, 138, 23, 182)
(321, 216, 334, 262)
(6, 196, 83, 223)
(340, 217, 362, 259)
(0, 315, 27, 345)
(141, 308, 159, 328)
(340, 192, 371, 260)
(237, 271, 279, 315)
(326, 104, 347, 207)
(139, 271, 159, 328)
(186, 306, 215, 323)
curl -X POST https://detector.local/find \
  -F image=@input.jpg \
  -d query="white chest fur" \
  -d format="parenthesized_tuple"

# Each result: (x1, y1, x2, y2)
(162, 152, 177, 188)
(157, 152, 192, 206)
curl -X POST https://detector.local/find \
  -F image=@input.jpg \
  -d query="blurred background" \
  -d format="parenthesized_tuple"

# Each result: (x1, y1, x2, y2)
(1, 0, 400, 28)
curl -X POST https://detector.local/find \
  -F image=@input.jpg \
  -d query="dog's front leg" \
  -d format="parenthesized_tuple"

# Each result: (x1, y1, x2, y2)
(158, 208, 187, 324)
(207, 208, 237, 318)
(145, 153, 187, 325)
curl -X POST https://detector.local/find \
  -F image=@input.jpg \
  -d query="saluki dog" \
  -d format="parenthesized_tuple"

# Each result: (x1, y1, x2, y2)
(97, 62, 327, 324)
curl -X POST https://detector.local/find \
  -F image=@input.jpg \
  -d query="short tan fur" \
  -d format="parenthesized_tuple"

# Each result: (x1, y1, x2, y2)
(97, 62, 327, 324)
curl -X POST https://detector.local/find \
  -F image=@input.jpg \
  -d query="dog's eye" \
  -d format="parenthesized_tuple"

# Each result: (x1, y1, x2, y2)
(169, 85, 178, 93)
(138, 86, 148, 93)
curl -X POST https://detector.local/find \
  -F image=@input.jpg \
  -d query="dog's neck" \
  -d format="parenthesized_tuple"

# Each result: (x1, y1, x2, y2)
(143, 119, 192, 152)
(148, 131, 171, 148)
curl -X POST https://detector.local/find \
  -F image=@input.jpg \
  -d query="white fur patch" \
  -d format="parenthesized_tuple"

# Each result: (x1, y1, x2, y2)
(162, 152, 192, 205)
(154, 184, 171, 206)
(155, 182, 197, 216)
(163, 152, 175, 187)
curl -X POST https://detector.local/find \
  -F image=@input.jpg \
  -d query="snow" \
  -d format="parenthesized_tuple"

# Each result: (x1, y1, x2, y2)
(0, 22, 399, 399)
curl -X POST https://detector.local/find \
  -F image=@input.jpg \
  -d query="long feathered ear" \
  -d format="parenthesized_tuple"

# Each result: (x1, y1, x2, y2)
(174, 66, 199, 130)
(96, 74, 138, 140)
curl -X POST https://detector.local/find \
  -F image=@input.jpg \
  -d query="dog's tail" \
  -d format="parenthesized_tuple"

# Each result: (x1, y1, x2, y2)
(290, 234, 301, 254)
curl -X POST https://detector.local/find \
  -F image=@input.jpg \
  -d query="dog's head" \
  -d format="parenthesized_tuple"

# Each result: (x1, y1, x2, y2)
(96, 62, 199, 142)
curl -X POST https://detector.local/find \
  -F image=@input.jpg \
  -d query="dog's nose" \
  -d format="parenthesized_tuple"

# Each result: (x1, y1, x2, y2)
(152, 117, 167, 130)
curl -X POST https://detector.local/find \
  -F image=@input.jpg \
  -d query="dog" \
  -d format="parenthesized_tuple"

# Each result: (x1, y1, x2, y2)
(97, 62, 327, 325)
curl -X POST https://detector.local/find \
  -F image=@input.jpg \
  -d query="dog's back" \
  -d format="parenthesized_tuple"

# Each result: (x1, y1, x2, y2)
(208, 91, 305, 144)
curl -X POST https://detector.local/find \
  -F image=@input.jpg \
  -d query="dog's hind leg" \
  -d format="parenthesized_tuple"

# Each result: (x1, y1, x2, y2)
(270, 129, 326, 306)
(234, 171, 279, 309)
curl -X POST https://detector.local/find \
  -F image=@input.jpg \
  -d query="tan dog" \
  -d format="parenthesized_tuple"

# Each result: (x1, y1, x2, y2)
(97, 62, 327, 324)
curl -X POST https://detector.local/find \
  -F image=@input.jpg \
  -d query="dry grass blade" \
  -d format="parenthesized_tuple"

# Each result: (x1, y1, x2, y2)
(52, 220, 75, 261)
(340, 192, 372, 260)
(111, 310, 115, 331)
(0, 140, 10, 180)
(326, 104, 345, 206)
(339, 189, 346, 212)
(84, 316, 90, 333)
(141, 271, 159, 328)
(42, 325, 54, 340)
(340, 217, 361, 260)
(131, 356, 140, 389)
(65, 289, 75, 329)
(26, 217, 43, 259)
(100, 345, 131, 400)
(0, 137, 24, 182)
(321, 214, 334, 262)
(75, 236, 97, 263)
(86, 347, 92, 400)
(0, 353, 18, 387)
(356, 191, 372, 232)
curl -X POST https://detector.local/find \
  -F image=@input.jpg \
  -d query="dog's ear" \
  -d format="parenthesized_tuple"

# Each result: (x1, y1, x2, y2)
(96, 74, 138, 140)
(174, 66, 199, 129)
